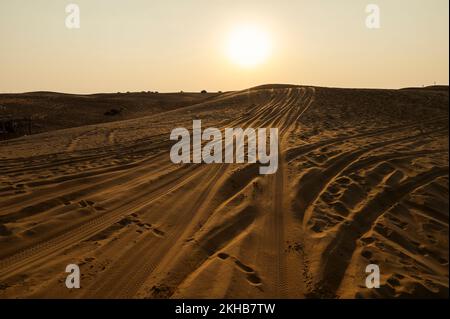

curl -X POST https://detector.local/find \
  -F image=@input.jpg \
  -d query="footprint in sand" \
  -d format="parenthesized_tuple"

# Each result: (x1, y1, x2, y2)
(216, 252, 263, 286)
(246, 273, 262, 285)
(152, 228, 165, 237)
(217, 252, 229, 260)
(234, 259, 255, 273)
(128, 216, 165, 238)
(78, 200, 88, 208)
(78, 199, 106, 211)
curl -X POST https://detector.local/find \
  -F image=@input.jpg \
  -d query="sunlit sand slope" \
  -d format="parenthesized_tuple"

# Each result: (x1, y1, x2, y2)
(0, 85, 448, 298)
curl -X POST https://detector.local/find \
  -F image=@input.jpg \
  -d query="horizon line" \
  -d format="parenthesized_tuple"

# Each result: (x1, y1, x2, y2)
(0, 83, 448, 96)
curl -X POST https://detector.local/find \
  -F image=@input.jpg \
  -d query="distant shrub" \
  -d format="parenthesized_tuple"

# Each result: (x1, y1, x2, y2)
(104, 108, 122, 116)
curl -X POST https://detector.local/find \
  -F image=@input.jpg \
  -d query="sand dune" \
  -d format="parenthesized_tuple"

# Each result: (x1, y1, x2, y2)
(0, 85, 448, 298)
(0, 91, 219, 138)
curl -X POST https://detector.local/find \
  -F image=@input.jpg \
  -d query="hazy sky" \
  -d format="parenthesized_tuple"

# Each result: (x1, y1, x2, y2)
(0, 0, 448, 93)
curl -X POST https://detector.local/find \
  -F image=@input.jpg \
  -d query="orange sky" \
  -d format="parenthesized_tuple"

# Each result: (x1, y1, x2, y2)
(0, 0, 448, 93)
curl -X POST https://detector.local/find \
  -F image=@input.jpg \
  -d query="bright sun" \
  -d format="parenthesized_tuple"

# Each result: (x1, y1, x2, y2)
(227, 26, 271, 67)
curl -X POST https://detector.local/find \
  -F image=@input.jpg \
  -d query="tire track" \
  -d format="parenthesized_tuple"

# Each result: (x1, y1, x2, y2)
(314, 167, 449, 297)
(0, 164, 207, 280)
(286, 117, 448, 162)
(294, 128, 447, 225)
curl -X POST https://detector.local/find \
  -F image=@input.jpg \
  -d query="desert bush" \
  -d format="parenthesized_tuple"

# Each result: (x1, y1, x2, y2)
(104, 108, 122, 116)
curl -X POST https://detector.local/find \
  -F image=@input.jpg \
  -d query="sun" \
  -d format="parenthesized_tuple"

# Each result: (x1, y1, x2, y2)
(227, 26, 271, 67)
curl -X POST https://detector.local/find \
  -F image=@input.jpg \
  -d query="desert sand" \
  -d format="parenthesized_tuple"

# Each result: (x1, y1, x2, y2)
(0, 85, 448, 298)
